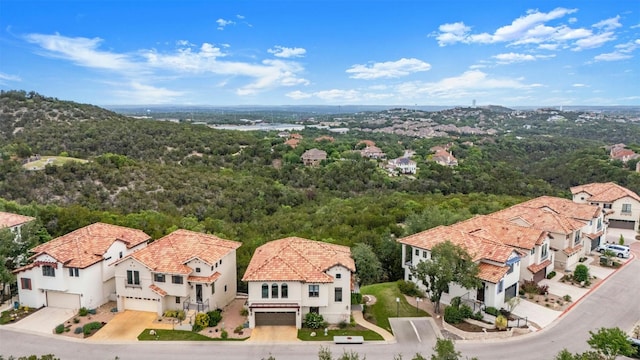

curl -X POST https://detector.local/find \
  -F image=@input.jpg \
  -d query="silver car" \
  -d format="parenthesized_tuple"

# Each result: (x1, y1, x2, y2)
(597, 244, 630, 258)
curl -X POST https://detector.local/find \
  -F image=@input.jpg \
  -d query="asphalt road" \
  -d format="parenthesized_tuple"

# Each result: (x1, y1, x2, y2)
(1, 254, 638, 360)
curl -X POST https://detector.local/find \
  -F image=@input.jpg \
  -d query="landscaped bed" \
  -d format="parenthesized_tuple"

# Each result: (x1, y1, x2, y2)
(57, 302, 117, 338)
(0, 306, 39, 325)
(298, 327, 383, 341)
(138, 328, 247, 341)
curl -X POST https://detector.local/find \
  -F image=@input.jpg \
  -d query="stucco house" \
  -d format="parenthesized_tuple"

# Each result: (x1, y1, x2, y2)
(388, 157, 417, 175)
(571, 182, 640, 232)
(398, 217, 524, 311)
(301, 148, 327, 166)
(490, 196, 604, 271)
(14, 223, 150, 310)
(242, 237, 355, 328)
(0, 211, 35, 239)
(114, 229, 241, 315)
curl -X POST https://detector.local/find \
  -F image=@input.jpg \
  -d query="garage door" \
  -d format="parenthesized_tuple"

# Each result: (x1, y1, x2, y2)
(47, 291, 81, 309)
(123, 297, 157, 313)
(609, 219, 635, 230)
(255, 312, 296, 326)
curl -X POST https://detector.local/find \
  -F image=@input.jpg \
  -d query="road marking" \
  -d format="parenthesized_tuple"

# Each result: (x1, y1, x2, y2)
(410, 320, 421, 342)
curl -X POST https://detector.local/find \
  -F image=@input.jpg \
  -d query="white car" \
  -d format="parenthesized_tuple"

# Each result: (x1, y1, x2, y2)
(597, 244, 630, 258)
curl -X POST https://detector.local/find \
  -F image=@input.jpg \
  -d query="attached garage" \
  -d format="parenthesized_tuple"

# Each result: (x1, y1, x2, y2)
(123, 297, 157, 313)
(46, 291, 81, 309)
(608, 219, 635, 230)
(255, 312, 296, 326)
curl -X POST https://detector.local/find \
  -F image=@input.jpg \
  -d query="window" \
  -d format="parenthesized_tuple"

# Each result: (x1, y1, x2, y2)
(261, 283, 268, 298)
(195, 267, 201, 273)
(308, 284, 319, 298)
(219, 260, 222, 265)
(175, 297, 180, 304)
(574, 230, 581, 245)
(422, 251, 427, 258)
(335, 273, 341, 279)
(597, 218, 602, 230)
(154, 273, 165, 282)
(20, 278, 31, 290)
(310, 306, 319, 314)
(224, 285, 227, 292)
(603, 203, 612, 209)
(408, 274, 412, 281)
(414, 249, 419, 256)
(281, 284, 288, 299)
(68, 268, 79, 277)
(530, 247, 535, 255)
(172, 275, 183, 284)
(126, 270, 140, 286)
(541, 244, 548, 259)
(497, 280, 504, 293)
(271, 284, 279, 298)
(119, 251, 123, 258)
(335, 287, 343, 302)
(42, 265, 55, 277)
(211, 282, 215, 294)
(507, 263, 514, 274)
(622, 204, 632, 214)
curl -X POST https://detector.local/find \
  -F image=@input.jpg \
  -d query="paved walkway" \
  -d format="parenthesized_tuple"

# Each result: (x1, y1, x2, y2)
(90, 310, 172, 341)
(351, 307, 395, 342)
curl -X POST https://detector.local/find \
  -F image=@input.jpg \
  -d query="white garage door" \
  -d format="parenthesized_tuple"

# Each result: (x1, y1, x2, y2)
(124, 297, 157, 313)
(47, 291, 81, 309)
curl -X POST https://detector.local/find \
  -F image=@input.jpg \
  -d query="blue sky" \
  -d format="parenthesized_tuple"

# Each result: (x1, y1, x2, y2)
(1, 1, 639, 106)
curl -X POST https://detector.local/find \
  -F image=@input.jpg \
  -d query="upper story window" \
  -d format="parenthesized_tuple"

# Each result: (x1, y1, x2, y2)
(541, 244, 548, 259)
(20, 278, 32, 290)
(497, 280, 504, 293)
(308, 284, 319, 298)
(334, 287, 343, 302)
(261, 283, 268, 298)
(195, 267, 201, 273)
(622, 204, 632, 214)
(68, 268, 79, 277)
(126, 270, 140, 286)
(603, 203, 612, 209)
(172, 275, 183, 284)
(271, 283, 279, 298)
(335, 273, 341, 279)
(42, 265, 55, 277)
(422, 251, 427, 258)
(154, 273, 165, 282)
(414, 249, 419, 256)
(281, 284, 288, 299)
(530, 247, 535, 255)
(574, 230, 581, 245)
(507, 263, 514, 274)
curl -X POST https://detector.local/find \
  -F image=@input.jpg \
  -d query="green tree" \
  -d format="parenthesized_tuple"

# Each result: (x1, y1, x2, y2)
(587, 327, 637, 360)
(573, 264, 590, 283)
(411, 241, 480, 314)
(430, 338, 478, 360)
(351, 243, 383, 286)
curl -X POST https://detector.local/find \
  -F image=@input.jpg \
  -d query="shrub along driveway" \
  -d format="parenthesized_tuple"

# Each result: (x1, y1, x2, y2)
(5, 307, 75, 335)
(90, 311, 173, 341)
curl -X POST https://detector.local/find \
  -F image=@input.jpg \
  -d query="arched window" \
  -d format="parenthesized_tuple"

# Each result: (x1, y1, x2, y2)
(261, 283, 268, 298)
(271, 283, 279, 298)
(281, 283, 288, 299)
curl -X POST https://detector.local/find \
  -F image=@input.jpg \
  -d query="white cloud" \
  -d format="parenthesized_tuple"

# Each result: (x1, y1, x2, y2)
(593, 15, 622, 30)
(0, 72, 21, 82)
(594, 52, 632, 61)
(268, 45, 306, 58)
(435, 22, 471, 46)
(285, 90, 312, 100)
(572, 83, 588, 87)
(573, 31, 616, 50)
(110, 81, 185, 104)
(236, 14, 245, 20)
(492, 52, 556, 64)
(216, 18, 235, 30)
(346, 58, 431, 79)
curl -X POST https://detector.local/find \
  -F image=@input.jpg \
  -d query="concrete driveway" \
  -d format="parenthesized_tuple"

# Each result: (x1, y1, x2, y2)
(389, 318, 441, 344)
(90, 310, 172, 341)
(247, 326, 298, 342)
(5, 307, 75, 335)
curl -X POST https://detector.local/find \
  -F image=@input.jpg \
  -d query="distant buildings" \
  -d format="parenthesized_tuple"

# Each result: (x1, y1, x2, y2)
(430, 145, 458, 167)
(301, 149, 327, 166)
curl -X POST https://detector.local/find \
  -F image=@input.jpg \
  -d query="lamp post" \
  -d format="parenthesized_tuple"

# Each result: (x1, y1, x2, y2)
(396, 297, 400, 317)
(416, 297, 420, 315)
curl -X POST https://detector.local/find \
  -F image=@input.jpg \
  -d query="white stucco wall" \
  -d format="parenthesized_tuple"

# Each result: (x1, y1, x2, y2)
(114, 258, 161, 313)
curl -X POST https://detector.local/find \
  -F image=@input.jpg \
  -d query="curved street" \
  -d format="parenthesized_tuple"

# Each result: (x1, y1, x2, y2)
(1, 249, 638, 360)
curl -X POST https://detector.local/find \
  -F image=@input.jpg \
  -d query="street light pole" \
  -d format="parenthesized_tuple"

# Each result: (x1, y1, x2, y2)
(396, 297, 400, 317)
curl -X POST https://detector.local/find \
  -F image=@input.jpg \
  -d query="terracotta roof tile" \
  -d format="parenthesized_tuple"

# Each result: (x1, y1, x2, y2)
(455, 216, 548, 250)
(490, 205, 585, 235)
(527, 259, 552, 274)
(188, 272, 221, 283)
(149, 284, 167, 296)
(242, 237, 355, 283)
(518, 196, 601, 221)
(28, 223, 150, 269)
(563, 244, 583, 256)
(0, 212, 35, 229)
(477, 263, 509, 284)
(127, 229, 241, 274)
(571, 182, 640, 203)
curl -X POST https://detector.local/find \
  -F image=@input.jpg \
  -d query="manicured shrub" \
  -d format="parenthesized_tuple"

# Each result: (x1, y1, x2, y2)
(538, 284, 549, 295)
(87, 308, 97, 315)
(573, 264, 589, 283)
(207, 310, 222, 327)
(192, 313, 210, 332)
(546, 271, 556, 279)
(221, 329, 228, 339)
(521, 280, 538, 294)
(484, 306, 499, 316)
(495, 315, 507, 330)
(73, 318, 80, 324)
(351, 292, 363, 305)
(82, 321, 102, 336)
(55, 324, 65, 334)
(338, 320, 348, 329)
(444, 305, 463, 324)
(78, 307, 88, 317)
(240, 308, 249, 317)
(563, 294, 571, 302)
(397, 280, 424, 297)
(304, 312, 325, 329)
(74, 326, 83, 334)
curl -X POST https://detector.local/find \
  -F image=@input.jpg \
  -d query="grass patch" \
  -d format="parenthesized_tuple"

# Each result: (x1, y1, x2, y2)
(360, 282, 430, 333)
(297, 328, 383, 341)
(23, 156, 88, 170)
(137, 329, 247, 341)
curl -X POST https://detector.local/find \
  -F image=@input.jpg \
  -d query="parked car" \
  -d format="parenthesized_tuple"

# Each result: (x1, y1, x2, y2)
(628, 337, 640, 359)
(597, 244, 630, 258)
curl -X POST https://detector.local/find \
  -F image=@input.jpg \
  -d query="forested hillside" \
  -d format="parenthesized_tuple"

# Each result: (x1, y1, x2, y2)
(2, 90, 640, 288)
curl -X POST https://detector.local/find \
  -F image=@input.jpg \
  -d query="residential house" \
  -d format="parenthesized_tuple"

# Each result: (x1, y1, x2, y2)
(14, 223, 150, 310)
(571, 182, 640, 232)
(284, 138, 300, 148)
(114, 229, 241, 315)
(431, 149, 458, 167)
(360, 146, 386, 159)
(242, 237, 355, 328)
(315, 135, 335, 143)
(386, 157, 417, 175)
(609, 144, 640, 163)
(398, 218, 524, 311)
(0, 211, 35, 240)
(301, 149, 327, 166)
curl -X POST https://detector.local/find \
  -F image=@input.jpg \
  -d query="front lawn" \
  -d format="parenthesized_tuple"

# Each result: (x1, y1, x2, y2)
(298, 328, 383, 341)
(1, 306, 39, 325)
(360, 282, 430, 333)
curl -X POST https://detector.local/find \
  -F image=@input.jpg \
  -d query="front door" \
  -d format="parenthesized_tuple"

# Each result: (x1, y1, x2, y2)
(196, 284, 203, 303)
(476, 284, 485, 302)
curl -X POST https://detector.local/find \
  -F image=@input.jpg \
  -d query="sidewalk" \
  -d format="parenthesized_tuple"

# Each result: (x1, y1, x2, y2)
(351, 305, 395, 342)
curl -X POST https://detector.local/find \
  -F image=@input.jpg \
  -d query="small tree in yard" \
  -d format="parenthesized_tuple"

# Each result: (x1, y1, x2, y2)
(619, 234, 625, 245)
(411, 241, 481, 314)
(555, 327, 637, 360)
(573, 264, 590, 283)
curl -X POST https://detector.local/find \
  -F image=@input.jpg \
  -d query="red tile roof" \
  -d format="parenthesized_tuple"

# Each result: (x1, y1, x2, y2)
(27, 223, 150, 269)
(518, 196, 600, 221)
(242, 237, 355, 283)
(0, 212, 35, 229)
(126, 229, 241, 274)
(477, 263, 509, 284)
(527, 259, 552, 274)
(188, 273, 221, 283)
(490, 205, 585, 235)
(571, 182, 640, 203)
(149, 284, 167, 296)
(563, 244, 583, 256)
(454, 216, 548, 250)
